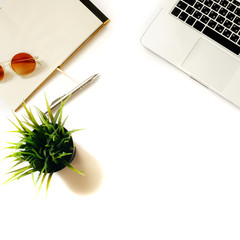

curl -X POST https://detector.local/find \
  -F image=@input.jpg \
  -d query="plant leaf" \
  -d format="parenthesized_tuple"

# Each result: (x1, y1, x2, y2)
(22, 102, 39, 127)
(8, 118, 24, 133)
(46, 172, 53, 194)
(7, 166, 31, 174)
(38, 172, 47, 194)
(35, 106, 48, 124)
(45, 93, 54, 122)
(63, 160, 85, 176)
(12, 112, 31, 134)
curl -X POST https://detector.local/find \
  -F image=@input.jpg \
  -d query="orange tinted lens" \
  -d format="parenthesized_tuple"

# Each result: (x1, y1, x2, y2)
(11, 53, 36, 76)
(0, 65, 4, 80)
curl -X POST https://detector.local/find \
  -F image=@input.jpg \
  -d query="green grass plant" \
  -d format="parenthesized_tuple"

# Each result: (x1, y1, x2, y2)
(4, 95, 84, 193)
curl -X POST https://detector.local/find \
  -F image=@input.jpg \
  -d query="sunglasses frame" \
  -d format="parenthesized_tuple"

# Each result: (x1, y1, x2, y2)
(0, 53, 39, 81)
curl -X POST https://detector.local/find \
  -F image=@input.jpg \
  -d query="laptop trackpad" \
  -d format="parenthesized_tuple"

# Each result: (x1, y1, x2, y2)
(181, 38, 240, 91)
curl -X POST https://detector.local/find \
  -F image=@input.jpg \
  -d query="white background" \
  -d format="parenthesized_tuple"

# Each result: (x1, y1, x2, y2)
(0, 0, 240, 239)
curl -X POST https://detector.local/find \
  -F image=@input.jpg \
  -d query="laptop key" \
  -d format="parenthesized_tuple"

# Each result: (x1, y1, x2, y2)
(201, 6, 211, 15)
(193, 10, 202, 19)
(203, 26, 240, 54)
(212, 3, 221, 11)
(204, 0, 213, 7)
(193, 20, 205, 31)
(177, 1, 188, 10)
(234, 16, 240, 25)
(227, 3, 236, 12)
(233, 0, 240, 7)
(230, 33, 239, 42)
(209, 11, 218, 19)
(186, 16, 196, 25)
(183, 0, 196, 5)
(216, 24, 224, 33)
(235, 8, 240, 16)
(179, 12, 188, 21)
(216, 15, 225, 24)
(226, 12, 235, 20)
(171, 7, 181, 17)
(186, 6, 195, 14)
(231, 24, 240, 33)
(219, 7, 228, 16)
(219, 0, 229, 7)
(208, 19, 217, 28)
(200, 15, 210, 23)
(194, 2, 203, 10)
(224, 19, 233, 28)
(223, 29, 232, 37)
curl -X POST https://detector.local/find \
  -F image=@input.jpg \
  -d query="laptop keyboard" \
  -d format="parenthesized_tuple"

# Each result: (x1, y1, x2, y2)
(171, 0, 240, 55)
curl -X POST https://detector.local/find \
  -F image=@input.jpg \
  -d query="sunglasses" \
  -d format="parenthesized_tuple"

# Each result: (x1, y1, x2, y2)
(0, 53, 37, 81)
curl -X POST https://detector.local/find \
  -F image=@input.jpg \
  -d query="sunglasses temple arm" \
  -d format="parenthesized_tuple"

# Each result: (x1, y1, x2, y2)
(56, 67, 77, 82)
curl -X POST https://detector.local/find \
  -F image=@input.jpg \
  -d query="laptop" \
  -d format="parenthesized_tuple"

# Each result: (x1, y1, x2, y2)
(141, 0, 240, 108)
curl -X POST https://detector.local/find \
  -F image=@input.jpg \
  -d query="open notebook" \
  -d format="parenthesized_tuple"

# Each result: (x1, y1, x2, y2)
(0, 0, 109, 110)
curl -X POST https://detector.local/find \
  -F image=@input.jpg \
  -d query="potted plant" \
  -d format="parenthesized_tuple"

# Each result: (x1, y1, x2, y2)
(4, 95, 84, 193)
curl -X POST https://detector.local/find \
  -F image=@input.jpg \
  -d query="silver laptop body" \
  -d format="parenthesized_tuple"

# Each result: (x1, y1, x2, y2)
(141, 0, 240, 108)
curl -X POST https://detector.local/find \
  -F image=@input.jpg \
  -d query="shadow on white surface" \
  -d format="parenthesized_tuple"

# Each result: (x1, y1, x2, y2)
(58, 144, 103, 195)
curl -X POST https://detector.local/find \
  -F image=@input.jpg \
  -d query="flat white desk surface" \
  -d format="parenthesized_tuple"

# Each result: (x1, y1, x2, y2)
(1, 0, 240, 239)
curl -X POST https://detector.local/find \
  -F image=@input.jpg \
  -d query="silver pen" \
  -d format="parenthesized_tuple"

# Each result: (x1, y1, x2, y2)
(45, 73, 99, 114)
